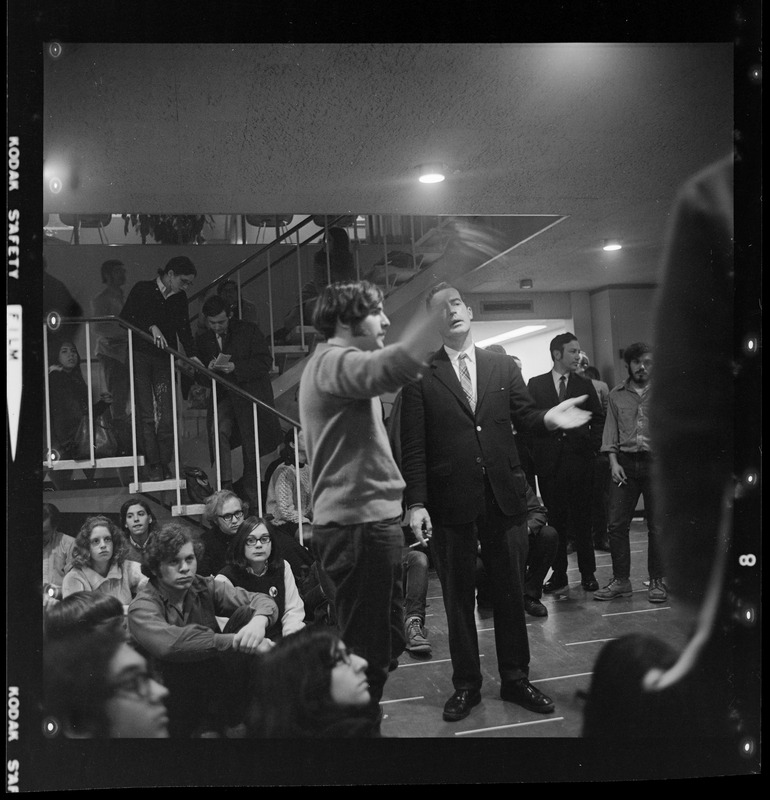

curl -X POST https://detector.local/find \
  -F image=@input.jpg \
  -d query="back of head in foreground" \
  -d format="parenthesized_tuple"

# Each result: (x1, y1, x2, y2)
(245, 627, 376, 738)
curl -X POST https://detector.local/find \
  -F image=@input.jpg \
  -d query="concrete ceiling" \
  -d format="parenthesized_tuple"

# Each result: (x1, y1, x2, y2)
(43, 42, 734, 294)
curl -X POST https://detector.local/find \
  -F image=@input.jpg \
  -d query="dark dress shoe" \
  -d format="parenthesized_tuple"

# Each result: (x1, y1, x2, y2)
(581, 574, 599, 591)
(542, 575, 569, 595)
(500, 679, 555, 714)
(523, 595, 548, 617)
(442, 689, 481, 722)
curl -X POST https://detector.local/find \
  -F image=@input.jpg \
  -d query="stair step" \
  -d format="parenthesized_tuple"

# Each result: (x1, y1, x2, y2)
(43, 455, 146, 469)
(129, 478, 186, 493)
(172, 503, 207, 516)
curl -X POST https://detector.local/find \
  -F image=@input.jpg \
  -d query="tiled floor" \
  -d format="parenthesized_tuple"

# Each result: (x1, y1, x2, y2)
(380, 520, 694, 738)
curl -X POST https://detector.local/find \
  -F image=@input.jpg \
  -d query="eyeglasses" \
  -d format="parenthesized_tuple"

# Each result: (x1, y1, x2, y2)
(332, 646, 356, 667)
(218, 509, 244, 523)
(245, 534, 272, 547)
(110, 669, 164, 701)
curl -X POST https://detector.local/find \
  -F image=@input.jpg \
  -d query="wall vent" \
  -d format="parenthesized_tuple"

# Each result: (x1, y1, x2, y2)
(480, 300, 534, 314)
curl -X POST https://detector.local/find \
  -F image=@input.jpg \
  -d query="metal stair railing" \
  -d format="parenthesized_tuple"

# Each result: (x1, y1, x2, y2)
(43, 316, 307, 541)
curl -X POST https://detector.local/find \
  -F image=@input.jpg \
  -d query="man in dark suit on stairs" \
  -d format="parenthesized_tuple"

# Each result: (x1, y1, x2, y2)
(196, 296, 282, 510)
(399, 284, 593, 723)
(523, 333, 605, 598)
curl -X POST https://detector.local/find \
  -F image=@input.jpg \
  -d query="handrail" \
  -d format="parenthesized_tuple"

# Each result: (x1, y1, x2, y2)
(186, 214, 316, 305)
(187, 213, 352, 323)
(52, 315, 301, 428)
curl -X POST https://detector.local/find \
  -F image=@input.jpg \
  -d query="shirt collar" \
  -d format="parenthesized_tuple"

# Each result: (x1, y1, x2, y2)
(156, 275, 177, 298)
(443, 342, 475, 364)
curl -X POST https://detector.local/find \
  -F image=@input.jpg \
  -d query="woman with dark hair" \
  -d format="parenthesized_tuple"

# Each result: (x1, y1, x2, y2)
(312, 226, 356, 291)
(120, 497, 158, 563)
(46, 337, 113, 460)
(120, 255, 204, 481)
(62, 515, 146, 604)
(44, 591, 125, 641)
(216, 516, 305, 641)
(44, 620, 170, 738)
(245, 627, 376, 738)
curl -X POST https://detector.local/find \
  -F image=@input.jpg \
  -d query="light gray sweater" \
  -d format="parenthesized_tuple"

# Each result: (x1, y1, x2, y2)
(299, 342, 425, 526)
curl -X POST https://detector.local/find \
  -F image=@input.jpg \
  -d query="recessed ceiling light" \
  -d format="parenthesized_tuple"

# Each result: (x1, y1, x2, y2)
(519, 278, 533, 289)
(603, 239, 622, 251)
(418, 163, 446, 184)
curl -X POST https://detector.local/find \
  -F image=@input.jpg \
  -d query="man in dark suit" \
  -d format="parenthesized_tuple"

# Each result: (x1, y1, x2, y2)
(196, 296, 282, 510)
(400, 283, 592, 722)
(523, 333, 605, 597)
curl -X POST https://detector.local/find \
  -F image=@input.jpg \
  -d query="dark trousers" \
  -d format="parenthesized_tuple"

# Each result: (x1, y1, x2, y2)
(210, 393, 259, 506)
(523, 525, 559, 600)
(606, 451, 662, 580)
(402, 546, 429, 622)
(312, 517, 405, 720)
(159, 607, 254, 738)
(538, 452, 596, 579)
(132, 349, 174, 468)
(431, 480, 530, 693)
(591, 453, 610, 543)
(99, 353, 131, 422)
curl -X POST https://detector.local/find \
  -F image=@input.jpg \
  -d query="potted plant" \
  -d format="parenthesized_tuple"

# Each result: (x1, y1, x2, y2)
(121, 214, 214, 244)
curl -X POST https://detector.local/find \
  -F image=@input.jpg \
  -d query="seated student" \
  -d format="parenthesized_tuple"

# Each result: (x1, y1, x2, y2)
(127, 521, 278, 738)
(196, 489, 245, 577)
(476, 482, 559, 618)
(46, 337, 113, 460)
(266, 428, 313, 543)
(45, 337, 114, 489)
(44, 618, 170, 739)
(62, 515, 146, 605)
(44, 591, 126, 641)
(120, 497, 159, 564)
(215, 516, 305, 641)
(402, 526, 431, 655)
(42, 502, 75, 608)
(245, 627, 378, 738)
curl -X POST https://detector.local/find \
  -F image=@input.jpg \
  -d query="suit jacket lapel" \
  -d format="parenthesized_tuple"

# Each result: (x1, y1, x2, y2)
(474, 347, 494, 408)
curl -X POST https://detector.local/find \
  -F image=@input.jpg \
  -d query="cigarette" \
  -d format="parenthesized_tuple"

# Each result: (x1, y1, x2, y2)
(409, 540, 428, 548)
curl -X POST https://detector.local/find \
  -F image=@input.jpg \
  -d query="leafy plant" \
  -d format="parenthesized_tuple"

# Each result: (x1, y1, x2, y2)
(121, 214, 214, 245)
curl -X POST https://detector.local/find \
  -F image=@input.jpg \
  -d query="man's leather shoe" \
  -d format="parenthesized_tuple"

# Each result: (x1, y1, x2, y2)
(442, 689, 481, 722)
(581, 574, 599, 591)
(500, 679, 555, 714)
(523, 595, 548, 617)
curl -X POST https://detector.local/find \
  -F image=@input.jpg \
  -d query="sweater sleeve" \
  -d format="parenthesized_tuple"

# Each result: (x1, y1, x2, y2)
(317, 344, 426, 400)
(281, 562, 306, 636)
(127, 591, 237, 662)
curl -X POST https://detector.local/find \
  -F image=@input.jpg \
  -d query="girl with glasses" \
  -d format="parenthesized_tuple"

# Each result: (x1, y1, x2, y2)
(245, 627, 376, 738)
(62, 515, 146, 606)
(44, 617, 170, 738)
(216, 516, 305, 643)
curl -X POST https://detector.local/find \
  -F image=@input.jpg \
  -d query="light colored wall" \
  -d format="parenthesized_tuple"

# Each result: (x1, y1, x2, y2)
(590, 286, 657, 386)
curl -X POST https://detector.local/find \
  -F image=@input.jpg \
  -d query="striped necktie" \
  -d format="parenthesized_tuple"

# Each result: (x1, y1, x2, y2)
(558, 374, 567, 402)
(458, 353, 476, 412)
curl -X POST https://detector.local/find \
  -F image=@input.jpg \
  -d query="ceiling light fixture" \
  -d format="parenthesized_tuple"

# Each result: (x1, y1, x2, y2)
(603, 239, 622, 251)
(418, 163, 446, 184)
(519, 279, 533, 289)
